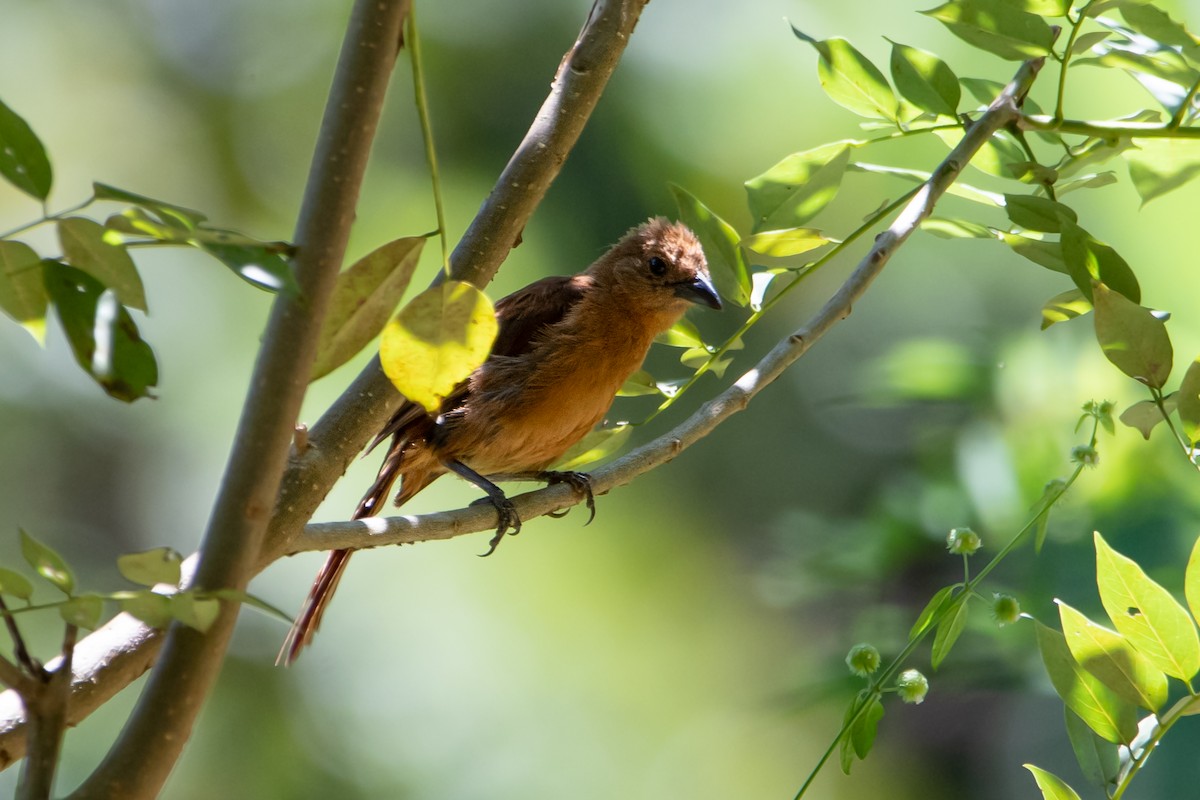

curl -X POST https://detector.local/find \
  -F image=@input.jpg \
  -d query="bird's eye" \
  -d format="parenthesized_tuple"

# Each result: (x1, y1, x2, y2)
(648, 256, 668, 277)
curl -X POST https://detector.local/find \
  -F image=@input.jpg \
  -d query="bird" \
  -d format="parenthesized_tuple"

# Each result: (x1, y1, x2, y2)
(279, 217, 721, 664)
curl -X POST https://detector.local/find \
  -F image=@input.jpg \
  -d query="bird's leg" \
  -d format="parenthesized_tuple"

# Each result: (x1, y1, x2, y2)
(495, 470, 596, 524)
(446, 459, 521, 556)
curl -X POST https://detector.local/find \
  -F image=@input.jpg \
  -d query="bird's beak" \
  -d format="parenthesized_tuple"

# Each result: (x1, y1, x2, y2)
(674, 272, 722, 310)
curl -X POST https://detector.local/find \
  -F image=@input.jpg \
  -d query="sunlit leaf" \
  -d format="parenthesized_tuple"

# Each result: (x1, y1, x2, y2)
(887, 39, 960, 116)
(1004, 194, 1077, 233)
(932, 595, 968, 669)
(0, 98, 52, 201)
(169, 593, 221, 632)
(933, 127, 1026, 177)
(1095, 531, 1200, 681)
(1003, 232, 1066, 274)
(1092, 283, 1172, 388)
(1124, 138, 1200, 205)
(555, 422, 632, 471)
(919, 218, 991, 238)
(93, 182, 207, 227)
(848, 162, 1004, 205)
(200, 241, 298, 295)
(849, 695, 885, 758)
(792, 30, 897, 120)
(745, 142, 855, 231)
(1120, 4, 1200, 54)
(655, 317, 705, 349)
(1057, 171, 1118, 195)
(1035, 621, 1139, 744)
(117, 547, 183, 587)
(1064, 708, 1121, 790)
(59, 594, 104, 630)
(44, 261, 158, 402)
(1016, 0, 1069, 15)
(311, 236, 425, 381)
(1070, 30, 1113, 56)
(741, 228, 833, 257)
(117, 590, 172, 628)
(1058, 600, 1168, 711)
(20, 528, 74, 595)
(749, 269, 787, 311)
(381, 281, 498, 415)
(911, 585, 957, 638)
(922, 0, 1055, 61)
(1118, 397, 1172, 440)
(1186, 534, 1200, 628)
(1005, 161, 1059, 185)
(57, 217, 147, 311)
(1041, 288, 1091, 330)
(0, 240, 47, 339)
(1024, 764, 1084, 800)
(1177, 357, 1200, 444)
(0, 568, 33, 600)
(670, 184, 750, 307)
(617, 369, 662, 397)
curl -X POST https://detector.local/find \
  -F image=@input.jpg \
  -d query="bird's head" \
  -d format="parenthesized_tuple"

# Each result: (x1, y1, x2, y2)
(589, 217, 722, 330)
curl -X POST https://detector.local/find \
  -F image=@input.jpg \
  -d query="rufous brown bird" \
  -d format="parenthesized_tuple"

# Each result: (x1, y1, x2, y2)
(279, 217, 720, 664)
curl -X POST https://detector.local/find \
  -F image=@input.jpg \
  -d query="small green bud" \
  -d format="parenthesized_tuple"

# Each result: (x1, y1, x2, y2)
(991, 593, 1021, 626)
(896, 669, 928, 705)
(1071, 444, 1099, 468)
(946, 527, 981, 556)
(845, 643, 882, 677)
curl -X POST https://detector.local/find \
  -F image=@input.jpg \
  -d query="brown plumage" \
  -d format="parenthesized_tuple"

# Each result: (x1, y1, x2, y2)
(279, 217, 720, 664)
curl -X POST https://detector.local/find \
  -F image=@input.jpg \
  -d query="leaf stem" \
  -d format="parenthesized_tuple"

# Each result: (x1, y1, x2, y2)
(1169, 74, 1200, 130)
(406, 5, 449, 274)
(1021, 114, 1200, 139)
(0, 197, 93, 240)
(1054, 0, 1097, 122)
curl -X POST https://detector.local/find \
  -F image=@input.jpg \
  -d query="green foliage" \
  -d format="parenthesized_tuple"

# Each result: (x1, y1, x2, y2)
(0, 98, 52, 201)
(669, 184, 751, 307)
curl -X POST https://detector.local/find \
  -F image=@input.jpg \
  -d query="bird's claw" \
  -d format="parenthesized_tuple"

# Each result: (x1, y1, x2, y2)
(542, 470, 596, 525)
(477, 495, 521, 557)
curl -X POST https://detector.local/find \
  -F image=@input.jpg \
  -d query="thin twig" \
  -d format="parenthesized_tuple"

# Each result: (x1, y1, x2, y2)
(0, 598, 37, 677)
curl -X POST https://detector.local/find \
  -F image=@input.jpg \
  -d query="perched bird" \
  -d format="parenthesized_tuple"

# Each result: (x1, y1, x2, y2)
(280, 217, 721, 664)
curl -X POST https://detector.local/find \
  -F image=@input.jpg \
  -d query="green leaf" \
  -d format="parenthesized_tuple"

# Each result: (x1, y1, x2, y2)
(1058, 219, 1140, 304)
(59, 594, 104, 630)
(20, 528, 74, 595)
(617, 369, 662, 397)
(1058, 600, 1168, 711)
(1070, 30, 1113, 56)
(1031, 479, 1066, 553)
(887, 40, 960, 116)
(1186, 534, 1200, 628)
(1095, 531, 1200, 681)
(848, 162, 1004, 205)
(919, 218, 992, 238)
(1064, 708, 1120, 789)
(932, 595, 968, 669)
(169, 593, 221, 632)
(199, 241, 298, 295)
(1023, 764, 1084, 800)
(380, 281, 498, 415)
(1118, 397, 1171, 440)
(670, 184, 751, 307)
(1035, 621, 1139, 744)
(1177, 358, 1200, 444)
(44, 261, 158, 402)
(117, 547, 182, 587)
(911, 585, 957, 638)
(117, 590, 172, 628)
(311, 236, 425, 381)
(849, 695, 885, 759)
(1004, 195, 1077, 233)
(0, 240, 47, 338)
(1120, 4, 1200, 53)
(57, 217, 147, 311)
(932, 127, 1026, 177)
(554, 422, 632, 471)
(0, 568, 33, 600)
(740, 228, 834, 257)
(1124, 138, 1200, 206)
(92, 182, 207, 226)
(1092, 283, 1172, 389)
(1016, 0, 1070, 15)
(655, 317, 705, 349)
(0, 98, 52, 201)
(793, 32, 897, 120)
(922, 0, 1055, 61)
(1002, 232, 1066, 274)
(208, 588, 294, 623)
(1057, 171, 1118, 195)
(1041, 288, 1091, 330)
(745, 142, 854, 231)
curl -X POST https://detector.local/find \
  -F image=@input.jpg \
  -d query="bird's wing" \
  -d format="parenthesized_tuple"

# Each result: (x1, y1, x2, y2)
(365, 274, 590, 454)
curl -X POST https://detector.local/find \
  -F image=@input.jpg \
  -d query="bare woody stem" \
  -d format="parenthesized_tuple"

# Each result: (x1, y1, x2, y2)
(65, 2, 411, 798)
(0, 0, 652, 771)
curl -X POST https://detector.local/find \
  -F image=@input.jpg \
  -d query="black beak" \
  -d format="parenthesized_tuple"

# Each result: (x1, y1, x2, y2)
(673, 272, 722, 310)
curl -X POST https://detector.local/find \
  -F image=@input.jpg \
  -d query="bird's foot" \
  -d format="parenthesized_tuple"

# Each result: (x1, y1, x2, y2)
(473, 493, 522, 557)
(539, 470, 596, 524)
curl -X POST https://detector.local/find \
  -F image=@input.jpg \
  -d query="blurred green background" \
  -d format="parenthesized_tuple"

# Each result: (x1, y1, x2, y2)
(2, 0, 1200, 797)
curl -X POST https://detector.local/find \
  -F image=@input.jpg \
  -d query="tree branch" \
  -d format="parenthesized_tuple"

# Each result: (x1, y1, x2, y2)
(0, 0, 652, 770)
(66, 2, 411, 798)
(280, 58, 1046, 557)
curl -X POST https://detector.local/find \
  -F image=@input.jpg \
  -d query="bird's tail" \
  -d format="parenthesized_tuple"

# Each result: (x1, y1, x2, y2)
(277, 443, 408, 666)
